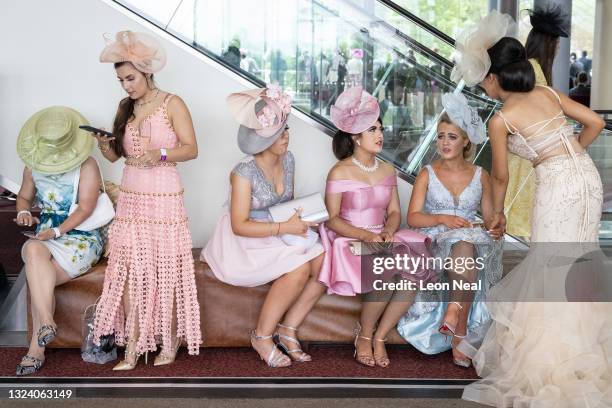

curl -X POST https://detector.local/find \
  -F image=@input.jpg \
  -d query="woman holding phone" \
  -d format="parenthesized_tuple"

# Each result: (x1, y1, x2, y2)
(14, 107, 104, 375)
(90, 31, 201, 370)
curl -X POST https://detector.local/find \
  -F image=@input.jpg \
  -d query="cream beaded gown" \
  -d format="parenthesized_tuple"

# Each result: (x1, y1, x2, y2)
(463, 86, 612, 407)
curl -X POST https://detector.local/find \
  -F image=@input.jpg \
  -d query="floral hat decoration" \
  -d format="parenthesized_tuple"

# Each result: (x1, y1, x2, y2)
(441, 92, 486, 145)
(226, 84, 292, 154)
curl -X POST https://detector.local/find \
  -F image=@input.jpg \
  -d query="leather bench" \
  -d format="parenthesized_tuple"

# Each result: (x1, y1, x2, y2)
(28, 251, 407, 348)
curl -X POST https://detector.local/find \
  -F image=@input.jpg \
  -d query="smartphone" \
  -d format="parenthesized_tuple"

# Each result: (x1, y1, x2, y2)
(79, 125, 113, 138)
(21, 231, 38, 239)
(471, 221, 485, 229)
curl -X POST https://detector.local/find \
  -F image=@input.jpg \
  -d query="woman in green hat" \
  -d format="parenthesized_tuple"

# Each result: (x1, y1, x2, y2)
(14, 106, 105, 376)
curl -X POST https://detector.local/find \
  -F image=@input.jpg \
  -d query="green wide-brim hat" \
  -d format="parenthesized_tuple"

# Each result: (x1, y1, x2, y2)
(17, 106, 94, 175)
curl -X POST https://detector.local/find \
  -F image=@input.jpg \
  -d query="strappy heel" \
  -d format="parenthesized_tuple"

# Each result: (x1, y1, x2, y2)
(373, 337, 390, 368)
(16, 355, 44, 376)
(36, 324, 57, 347)
(154, 337, 181, 367)
(353, 323, 375, 367)
(451, 334, 472, 368)
(275, 323, 311, 362)
(251, 330, 291, 368)
(438, 301, 463, 338)
(113, 339, 148, 371)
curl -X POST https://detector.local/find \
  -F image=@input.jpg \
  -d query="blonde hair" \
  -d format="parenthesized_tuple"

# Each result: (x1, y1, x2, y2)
(437, 112, 476, 161)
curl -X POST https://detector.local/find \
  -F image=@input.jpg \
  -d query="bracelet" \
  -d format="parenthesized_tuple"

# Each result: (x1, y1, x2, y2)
(53, 227, 62, 238)
(16, 210, 31, 218)
(276, 222, 281, 236)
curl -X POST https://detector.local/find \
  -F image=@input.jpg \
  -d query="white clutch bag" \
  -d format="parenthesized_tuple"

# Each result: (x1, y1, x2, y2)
(68, 159, 115, 231)
(268, 193, 329, 223)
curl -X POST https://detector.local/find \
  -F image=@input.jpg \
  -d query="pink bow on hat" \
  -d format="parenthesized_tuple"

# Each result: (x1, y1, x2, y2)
(99, 31, 167, 74)
(330, 86, 380, 134)
(226, 84, 292, 138)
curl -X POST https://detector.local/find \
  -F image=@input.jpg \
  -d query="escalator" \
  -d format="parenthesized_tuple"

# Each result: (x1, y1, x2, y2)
(112, 0, 612, 242)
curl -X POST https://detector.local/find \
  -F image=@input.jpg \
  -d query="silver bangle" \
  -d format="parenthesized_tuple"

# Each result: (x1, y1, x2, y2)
(53, 227, 62, 238)
(17, 210, 31, 218)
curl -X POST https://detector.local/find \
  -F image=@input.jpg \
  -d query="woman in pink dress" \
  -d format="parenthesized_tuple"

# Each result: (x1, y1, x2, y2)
(202, 85, 325, 368)
(89, 31, 201, 370)
(280, 87, 434, 368)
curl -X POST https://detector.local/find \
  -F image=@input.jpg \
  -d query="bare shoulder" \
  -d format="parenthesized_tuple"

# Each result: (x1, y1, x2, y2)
(166, 94, 189, 114)
(327, 159, 353, 181)
(80, 157, 99, 172)
(379, 160, 396, 176)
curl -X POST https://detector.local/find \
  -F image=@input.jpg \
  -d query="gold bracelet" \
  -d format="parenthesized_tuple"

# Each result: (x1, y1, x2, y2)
(99, 142, 111, 153)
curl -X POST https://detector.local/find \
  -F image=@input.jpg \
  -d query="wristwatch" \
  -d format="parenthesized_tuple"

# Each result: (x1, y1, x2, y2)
(160, 148, 167, 162)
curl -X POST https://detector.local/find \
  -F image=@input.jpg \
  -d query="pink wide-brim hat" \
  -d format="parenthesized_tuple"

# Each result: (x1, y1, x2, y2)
(226, 85, 292, 154)
(330, 86, 380, 134)
(99, 31, 167, 74)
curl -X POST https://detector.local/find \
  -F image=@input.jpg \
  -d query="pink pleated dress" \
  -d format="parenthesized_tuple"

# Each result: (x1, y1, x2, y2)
(93, 94, 202, 355)
(318, 174, 435, 296)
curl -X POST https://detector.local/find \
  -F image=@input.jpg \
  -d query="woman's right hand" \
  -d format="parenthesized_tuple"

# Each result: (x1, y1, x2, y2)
(89, 127, 116, 146)
(282, 209, 312, 236)
(438, 215, 471, 229)
(361, 231, 384, 242)
(14, 212, 40, 227)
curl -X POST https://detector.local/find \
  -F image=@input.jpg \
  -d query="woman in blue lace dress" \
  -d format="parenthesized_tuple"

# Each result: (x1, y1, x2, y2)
(397, 93, 503, 367)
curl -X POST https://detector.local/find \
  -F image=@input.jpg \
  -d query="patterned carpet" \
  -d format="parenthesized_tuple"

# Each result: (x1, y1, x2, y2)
(0, 344, 477, 379)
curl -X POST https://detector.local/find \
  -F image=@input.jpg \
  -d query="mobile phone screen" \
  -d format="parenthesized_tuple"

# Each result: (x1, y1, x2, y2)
(21, 231, 38, 239)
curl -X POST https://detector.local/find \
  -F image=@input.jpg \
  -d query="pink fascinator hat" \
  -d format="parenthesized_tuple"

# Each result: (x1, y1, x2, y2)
(226, 84, 292, 154)
(99, 31, 167, 74)
(330, 86, 380, 134)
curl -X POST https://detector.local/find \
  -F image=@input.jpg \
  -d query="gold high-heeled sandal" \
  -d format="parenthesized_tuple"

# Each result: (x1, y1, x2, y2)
(113, 340, 148, 371)
(154, 337, 181, 367)
(353, 323, 375, 367)
(373, 337, 389, 368)
(274, 323, 311, 362)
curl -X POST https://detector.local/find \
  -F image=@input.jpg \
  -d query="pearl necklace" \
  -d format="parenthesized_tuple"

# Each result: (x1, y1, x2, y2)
(351, 156, 379, 173)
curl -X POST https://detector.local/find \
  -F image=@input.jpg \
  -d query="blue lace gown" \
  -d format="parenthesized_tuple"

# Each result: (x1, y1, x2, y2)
(397, 164, 502, 354)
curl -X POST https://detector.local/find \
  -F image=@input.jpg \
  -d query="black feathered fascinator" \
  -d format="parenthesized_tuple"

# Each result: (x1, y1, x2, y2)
(528, 3, 570, 38)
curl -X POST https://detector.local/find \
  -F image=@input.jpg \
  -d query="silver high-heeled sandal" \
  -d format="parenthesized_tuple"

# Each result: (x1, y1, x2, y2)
(250, 330, 291, 368)
(451, 334, 472, 368)
(275, 323, 311, 362)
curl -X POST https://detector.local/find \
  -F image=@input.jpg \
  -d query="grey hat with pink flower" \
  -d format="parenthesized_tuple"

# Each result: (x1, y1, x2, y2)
(226, 84, 292, 154)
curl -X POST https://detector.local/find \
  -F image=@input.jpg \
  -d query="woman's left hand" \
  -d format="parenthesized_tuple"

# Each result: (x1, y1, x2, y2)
(380, 230, 394, 242)
(135, 149, 161, 166)
(36, 229, 56, 241)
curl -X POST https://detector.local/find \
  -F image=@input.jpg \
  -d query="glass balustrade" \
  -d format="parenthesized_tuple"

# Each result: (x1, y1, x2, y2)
(113, 0, 611, 242)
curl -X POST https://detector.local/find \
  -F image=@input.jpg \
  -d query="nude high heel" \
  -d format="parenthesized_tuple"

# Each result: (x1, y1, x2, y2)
(113, 339, 148, 371)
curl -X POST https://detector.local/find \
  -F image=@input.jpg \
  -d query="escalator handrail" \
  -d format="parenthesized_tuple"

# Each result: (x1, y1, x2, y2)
(376, 0, 456, 47)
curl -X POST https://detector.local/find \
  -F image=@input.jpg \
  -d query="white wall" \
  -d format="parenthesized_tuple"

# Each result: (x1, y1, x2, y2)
(1, 0, 413, 247)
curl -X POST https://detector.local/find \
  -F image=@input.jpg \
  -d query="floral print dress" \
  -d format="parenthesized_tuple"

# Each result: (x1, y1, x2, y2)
(28, 165, 103, 278)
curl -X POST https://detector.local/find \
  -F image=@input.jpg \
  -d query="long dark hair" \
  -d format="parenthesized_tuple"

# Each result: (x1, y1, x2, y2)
(331, 118, 382, 160)
(487, 37, 535, 93)
(525, 3, 569, 86)
(110, 61, 154, 157)
(525, 30, 557, 85)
